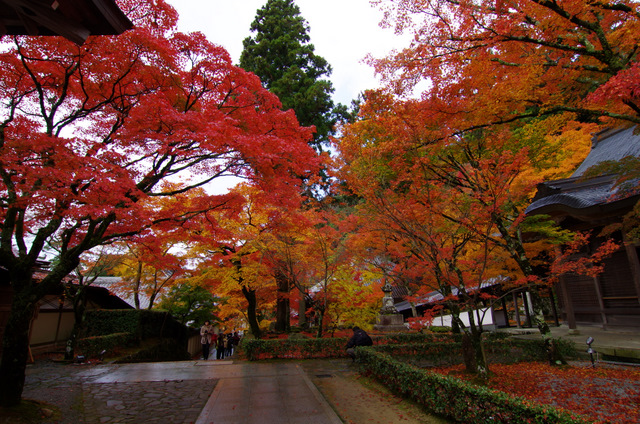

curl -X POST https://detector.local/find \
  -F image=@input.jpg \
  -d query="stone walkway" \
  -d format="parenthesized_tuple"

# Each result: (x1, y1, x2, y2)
(23, 360, 342, 424)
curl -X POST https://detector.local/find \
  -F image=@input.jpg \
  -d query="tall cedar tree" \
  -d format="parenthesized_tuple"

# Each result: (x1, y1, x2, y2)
(239, 0, 337, 152)
(0, 0, 318, 406)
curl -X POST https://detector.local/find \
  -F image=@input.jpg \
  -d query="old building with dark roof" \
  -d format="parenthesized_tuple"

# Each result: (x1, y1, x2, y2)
(527, 126, 640, 330)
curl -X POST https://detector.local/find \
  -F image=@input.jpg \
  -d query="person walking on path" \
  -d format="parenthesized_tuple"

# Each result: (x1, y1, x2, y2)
(200, 321, 215, 360)
(345, 326, 373, 360)
(216, 332, 226, 360)
(225, 333, 234, 358)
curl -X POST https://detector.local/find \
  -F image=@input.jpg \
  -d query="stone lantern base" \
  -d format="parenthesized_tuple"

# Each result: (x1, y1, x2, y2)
(374, 314, 406, 332)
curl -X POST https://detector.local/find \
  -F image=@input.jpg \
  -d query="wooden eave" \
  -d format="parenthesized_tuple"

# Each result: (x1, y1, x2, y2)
(0, 0, 133, 45)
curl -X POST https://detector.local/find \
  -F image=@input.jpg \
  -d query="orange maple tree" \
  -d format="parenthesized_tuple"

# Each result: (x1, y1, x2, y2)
(0, 0, 318, 406)
(334, 0, 638, 370)
(372, 0, 640, 128)
(334, 88, 611, 368)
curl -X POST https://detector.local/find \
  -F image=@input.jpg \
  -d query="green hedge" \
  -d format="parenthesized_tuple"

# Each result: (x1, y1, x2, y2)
(355, 348, 590, 424)
(241, 337, 348, 361)
(374, 338, 577, 366)
(240, 332, 560, 362)
(77, 332, 137, 359)
(115, 339, 192, 363)
(485, 338, 577, 362)
(83, 309, 188, 341)
(83, 310, 140, 337)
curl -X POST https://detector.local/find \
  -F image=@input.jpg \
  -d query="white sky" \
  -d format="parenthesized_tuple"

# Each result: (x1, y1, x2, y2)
(165, 0, 410, 106)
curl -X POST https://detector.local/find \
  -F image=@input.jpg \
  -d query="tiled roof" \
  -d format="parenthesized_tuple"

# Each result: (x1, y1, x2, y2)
(526, 126, 640, 218)
(573, 127, 640, 177)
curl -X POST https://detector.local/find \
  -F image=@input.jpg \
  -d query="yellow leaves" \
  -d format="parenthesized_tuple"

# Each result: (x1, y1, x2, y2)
(324, 264, 383, 331)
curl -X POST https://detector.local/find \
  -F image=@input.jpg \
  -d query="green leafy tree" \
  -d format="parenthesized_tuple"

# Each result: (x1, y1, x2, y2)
(157, 281, 220, 327)
(240, 0, 337, 152)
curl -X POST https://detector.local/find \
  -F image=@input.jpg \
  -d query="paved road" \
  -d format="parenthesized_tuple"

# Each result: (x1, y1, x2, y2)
(23, 360, 342, 424)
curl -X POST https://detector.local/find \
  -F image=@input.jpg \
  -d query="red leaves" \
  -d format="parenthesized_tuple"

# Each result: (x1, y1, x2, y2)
(551, 232, 620, 281)
(0, 0, 319, 268)
(434, 362, 640, 423)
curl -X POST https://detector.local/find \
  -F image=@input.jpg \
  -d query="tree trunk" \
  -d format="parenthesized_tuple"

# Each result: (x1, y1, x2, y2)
(0, 286, 37, 407)
(529, 289, 567, 365)
(460, 330, 489, 377)
(274, 271, 290, 332)
(241, 286, 261, 339)
(494, 217, 566, 365)
(298, 290, 307, 328)
(64, 286, 87, 361)
(315, 308, 324, 338)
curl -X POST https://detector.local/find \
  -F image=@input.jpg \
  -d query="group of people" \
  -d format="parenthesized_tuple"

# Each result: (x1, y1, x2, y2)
(200, 321, 241, 360)
(201, 321, 372, 361)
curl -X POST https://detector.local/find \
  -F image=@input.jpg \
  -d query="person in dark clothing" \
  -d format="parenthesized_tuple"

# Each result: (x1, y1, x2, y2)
(345, 326, 373, 360)
(216, 333, 226, 360)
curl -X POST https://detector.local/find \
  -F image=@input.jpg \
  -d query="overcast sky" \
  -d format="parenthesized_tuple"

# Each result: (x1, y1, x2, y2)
(165, 0, 410, 106)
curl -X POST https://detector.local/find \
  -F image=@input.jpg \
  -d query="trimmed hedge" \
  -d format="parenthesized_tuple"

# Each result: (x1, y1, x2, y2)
(76, 332, 137, 359)
(242, 337, 348, 361)
(356, 348, 590, 424)
(240, 332, 572, 363)
(374, 337, 577, 366)
(115, 339, 192, 363)
(83, 309, 188, 341)
(78, 309, 195, 362)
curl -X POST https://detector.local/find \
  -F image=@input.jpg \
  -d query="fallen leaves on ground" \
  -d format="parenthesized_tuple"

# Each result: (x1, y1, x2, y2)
(432, 362, 640, 423)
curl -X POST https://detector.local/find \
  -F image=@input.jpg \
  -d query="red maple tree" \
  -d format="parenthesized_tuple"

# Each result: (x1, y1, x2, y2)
(0, 0, 318, 406)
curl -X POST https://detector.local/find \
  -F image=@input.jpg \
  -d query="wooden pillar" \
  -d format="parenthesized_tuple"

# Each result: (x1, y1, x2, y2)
(558, 276, 577, 329)
(513, 291, 521, 328)
(623, 235, 640, 306)
(554, 246, 577, 329)
(522, 291, 532, 327)
(501, 296, 510, 328)
(592, 276, 608, 328)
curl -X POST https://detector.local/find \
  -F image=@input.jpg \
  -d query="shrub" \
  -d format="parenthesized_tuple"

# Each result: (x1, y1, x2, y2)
(241, 337, 348, 360)
(429, 326, 452, 333)
(83, 309, 188, 342)
(76, 332, 137, 359)
(83, 310, 140, 337)
(355, 348, 590, 424)
(115, 339, 191, 363)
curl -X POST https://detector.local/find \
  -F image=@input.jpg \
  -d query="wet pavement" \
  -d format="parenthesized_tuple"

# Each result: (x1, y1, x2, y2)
(20, 324, 640, 424)
(24, 360, 342, 424)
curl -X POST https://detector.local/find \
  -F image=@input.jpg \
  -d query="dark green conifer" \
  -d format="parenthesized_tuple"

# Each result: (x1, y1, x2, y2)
(240, 0, 337, 152)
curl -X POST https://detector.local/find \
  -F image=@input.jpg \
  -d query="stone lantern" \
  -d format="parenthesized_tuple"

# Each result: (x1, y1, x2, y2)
(373, 277, 406, 332)
(380, 281, 398, 314)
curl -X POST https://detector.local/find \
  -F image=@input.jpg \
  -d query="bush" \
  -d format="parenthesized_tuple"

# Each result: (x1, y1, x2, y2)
(77, 332, 137, 359)
(429, 326, 452, 333)
(83, 309, 189, 342)
(239, 332, 577, 365)
(241, 337, 348, 360)
(376, 337, 578, 367)
(83, 310, 141, 337)
(355, 348, 590, 424)
(115, 339, 191, 363)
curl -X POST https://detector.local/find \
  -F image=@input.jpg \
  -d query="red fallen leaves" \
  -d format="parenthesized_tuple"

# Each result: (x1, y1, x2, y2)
(432, 362, 640, 423)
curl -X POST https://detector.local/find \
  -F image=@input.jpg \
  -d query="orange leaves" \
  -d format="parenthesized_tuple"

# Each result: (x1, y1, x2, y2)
(372, 0, 640, 127)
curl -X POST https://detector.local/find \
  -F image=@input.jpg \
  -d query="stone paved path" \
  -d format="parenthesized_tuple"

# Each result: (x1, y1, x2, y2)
(83, 379, 213, 423)
(22, 360, 341, 424)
